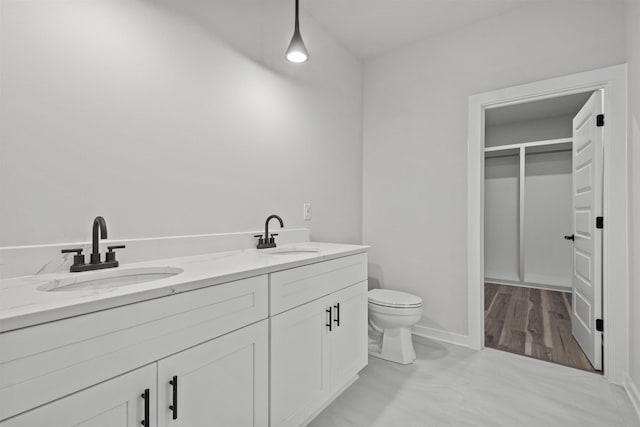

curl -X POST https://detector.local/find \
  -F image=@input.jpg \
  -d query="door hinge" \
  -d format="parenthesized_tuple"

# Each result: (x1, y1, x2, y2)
(596, 216, 604, 229)
(596, 114, 605, 127)
(596, 319, 604, 332)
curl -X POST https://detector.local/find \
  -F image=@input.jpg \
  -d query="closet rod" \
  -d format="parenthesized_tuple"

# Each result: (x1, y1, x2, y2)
(525, 148, 572, 156)
(484, 137, 572, 153)
(486, 147, 572, 159)
(484, 152, 519, 159)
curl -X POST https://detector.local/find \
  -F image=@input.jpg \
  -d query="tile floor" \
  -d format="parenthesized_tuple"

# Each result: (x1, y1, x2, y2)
(309, 337, 640, 427)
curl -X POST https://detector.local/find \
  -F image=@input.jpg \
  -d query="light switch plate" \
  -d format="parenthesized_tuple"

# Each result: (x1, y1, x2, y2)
(303, 203, 312, 221)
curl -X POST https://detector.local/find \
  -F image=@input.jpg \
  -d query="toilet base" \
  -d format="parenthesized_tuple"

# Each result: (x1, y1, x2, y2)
(368, 327, 416, 365)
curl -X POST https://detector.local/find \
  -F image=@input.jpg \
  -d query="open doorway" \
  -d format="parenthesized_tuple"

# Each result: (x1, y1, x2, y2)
(482, 91, 603, 373)
(467, 64, 628, 384)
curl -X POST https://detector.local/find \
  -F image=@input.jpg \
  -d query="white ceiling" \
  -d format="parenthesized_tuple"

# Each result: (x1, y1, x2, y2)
(302, 0, 531, 59)
(485, 92, 594, 126)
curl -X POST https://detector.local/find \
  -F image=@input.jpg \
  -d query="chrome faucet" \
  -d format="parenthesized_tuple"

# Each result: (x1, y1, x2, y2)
(255, 214, 284, 249)
(61, 216, 125, 272)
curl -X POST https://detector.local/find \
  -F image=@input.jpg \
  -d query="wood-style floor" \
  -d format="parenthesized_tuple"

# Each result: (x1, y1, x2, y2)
(484, 282, 599, 373)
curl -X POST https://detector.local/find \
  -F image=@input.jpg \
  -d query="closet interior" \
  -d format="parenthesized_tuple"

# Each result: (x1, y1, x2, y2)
(483, 92, 592, 291)
(482, 91, 601, 373)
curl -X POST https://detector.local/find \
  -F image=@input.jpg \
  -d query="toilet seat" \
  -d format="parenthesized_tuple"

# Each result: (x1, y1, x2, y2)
(368, 289, 422, 308)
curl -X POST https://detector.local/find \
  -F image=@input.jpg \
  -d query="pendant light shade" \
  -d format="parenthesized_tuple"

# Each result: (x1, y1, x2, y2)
(286, 0, 308, 63)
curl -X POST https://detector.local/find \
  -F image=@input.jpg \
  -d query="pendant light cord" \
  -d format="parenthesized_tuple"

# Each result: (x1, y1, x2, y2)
(295, 0, 300, 32)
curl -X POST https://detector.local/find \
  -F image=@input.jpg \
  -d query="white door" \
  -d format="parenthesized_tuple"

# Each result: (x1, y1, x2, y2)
(571, 90, 604, 370)
(270, 295, 331, 427)
(157, 320, 269, 427)
(330, 281, 368, 390)
(0, 365, 156, 427)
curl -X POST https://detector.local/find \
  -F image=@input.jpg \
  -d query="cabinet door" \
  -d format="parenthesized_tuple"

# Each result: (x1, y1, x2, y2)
(270, 296, 331, 427)
(0, 365, 155, 427)
(329, 281, 368, 390)
(157, 320, 268, 427)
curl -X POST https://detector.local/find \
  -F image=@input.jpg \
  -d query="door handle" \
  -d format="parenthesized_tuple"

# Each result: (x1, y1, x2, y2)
(326, 307, 332, 332)
(564, 234, 575, 241)
(334, 302, 340, 327)
(141, 388, 150, 426)
(169, 375, 178, 420)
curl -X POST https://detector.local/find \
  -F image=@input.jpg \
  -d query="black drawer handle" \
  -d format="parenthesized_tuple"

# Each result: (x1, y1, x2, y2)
(169, 375, 178, 420)
(564, 234, 575, 241)
(326, 307, 332, 332)
(334, 302, 340, 327)
(141, 388, 150, 426)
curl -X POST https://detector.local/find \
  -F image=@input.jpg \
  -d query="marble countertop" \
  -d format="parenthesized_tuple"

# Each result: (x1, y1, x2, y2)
(0, 242, 368, 333)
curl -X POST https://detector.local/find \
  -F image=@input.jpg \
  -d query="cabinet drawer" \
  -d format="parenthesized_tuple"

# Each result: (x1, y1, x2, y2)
(0, 274, 268, 421)
(270, 253, 367, 315)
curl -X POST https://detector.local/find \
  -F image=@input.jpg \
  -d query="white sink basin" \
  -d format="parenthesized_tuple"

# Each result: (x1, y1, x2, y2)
(262, 246, 321, 255)
(38, 267, 183, 292)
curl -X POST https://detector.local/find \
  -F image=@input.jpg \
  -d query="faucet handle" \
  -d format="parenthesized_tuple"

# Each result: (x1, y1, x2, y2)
(61, 248, 85, 267)
(106, 245, 125, 263)
(61, 248, 83, 255)
(254, 234, 265, 244)
(269, 233, 279, 244)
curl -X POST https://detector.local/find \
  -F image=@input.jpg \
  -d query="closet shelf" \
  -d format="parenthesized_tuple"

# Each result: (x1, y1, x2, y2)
(484, 137, 572, 153)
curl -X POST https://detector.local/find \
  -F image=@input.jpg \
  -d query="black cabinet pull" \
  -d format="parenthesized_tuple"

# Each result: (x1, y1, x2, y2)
(141, 388, 150, 426)
(564, 234, 575, 241)
(326, 307, 332, 332)
(334, 302, 340, 327)
(169, 375, 178, 420)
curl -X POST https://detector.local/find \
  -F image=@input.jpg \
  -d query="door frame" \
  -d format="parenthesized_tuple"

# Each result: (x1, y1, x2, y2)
(467, 64, 628, 383)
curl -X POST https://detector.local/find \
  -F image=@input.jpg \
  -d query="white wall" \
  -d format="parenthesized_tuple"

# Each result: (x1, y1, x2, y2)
(626, 0, 640, 405)
(363, 1, 626, 335)
(0, 0, 363, 247)
(484, 155, 519, 282)
(485, 115, 573, 147)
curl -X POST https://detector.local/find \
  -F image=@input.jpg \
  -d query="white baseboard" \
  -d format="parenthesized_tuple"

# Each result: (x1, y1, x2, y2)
(624, 375, 640, 422)
(412, 324, 469, 348)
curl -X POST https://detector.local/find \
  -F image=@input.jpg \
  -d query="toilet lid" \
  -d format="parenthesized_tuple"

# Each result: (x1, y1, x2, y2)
(368, 289, 422, 308)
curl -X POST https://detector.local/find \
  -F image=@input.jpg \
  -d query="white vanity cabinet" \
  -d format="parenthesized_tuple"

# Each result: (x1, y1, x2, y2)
(0, 364, 156, 427)
(270, 254, 368, 427)
(2, 321, 269, 427)
(0, 248, 369, 427)
(0, 275, 268, 425)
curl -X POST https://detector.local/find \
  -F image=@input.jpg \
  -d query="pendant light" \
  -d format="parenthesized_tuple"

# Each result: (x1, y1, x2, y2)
(286, 0, 308, 63)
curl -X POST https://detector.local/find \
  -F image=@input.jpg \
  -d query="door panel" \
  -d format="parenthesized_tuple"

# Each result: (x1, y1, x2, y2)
(0, 365, 155, 427)
(571, 90, 603, 370)
(270, 296, 331, 427)
(157, 320, 268, 427)
(330, 281, 368, 391)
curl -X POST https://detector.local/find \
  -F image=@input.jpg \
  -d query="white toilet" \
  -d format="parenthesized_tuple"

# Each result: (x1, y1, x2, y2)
(368, 289, 423, 364)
